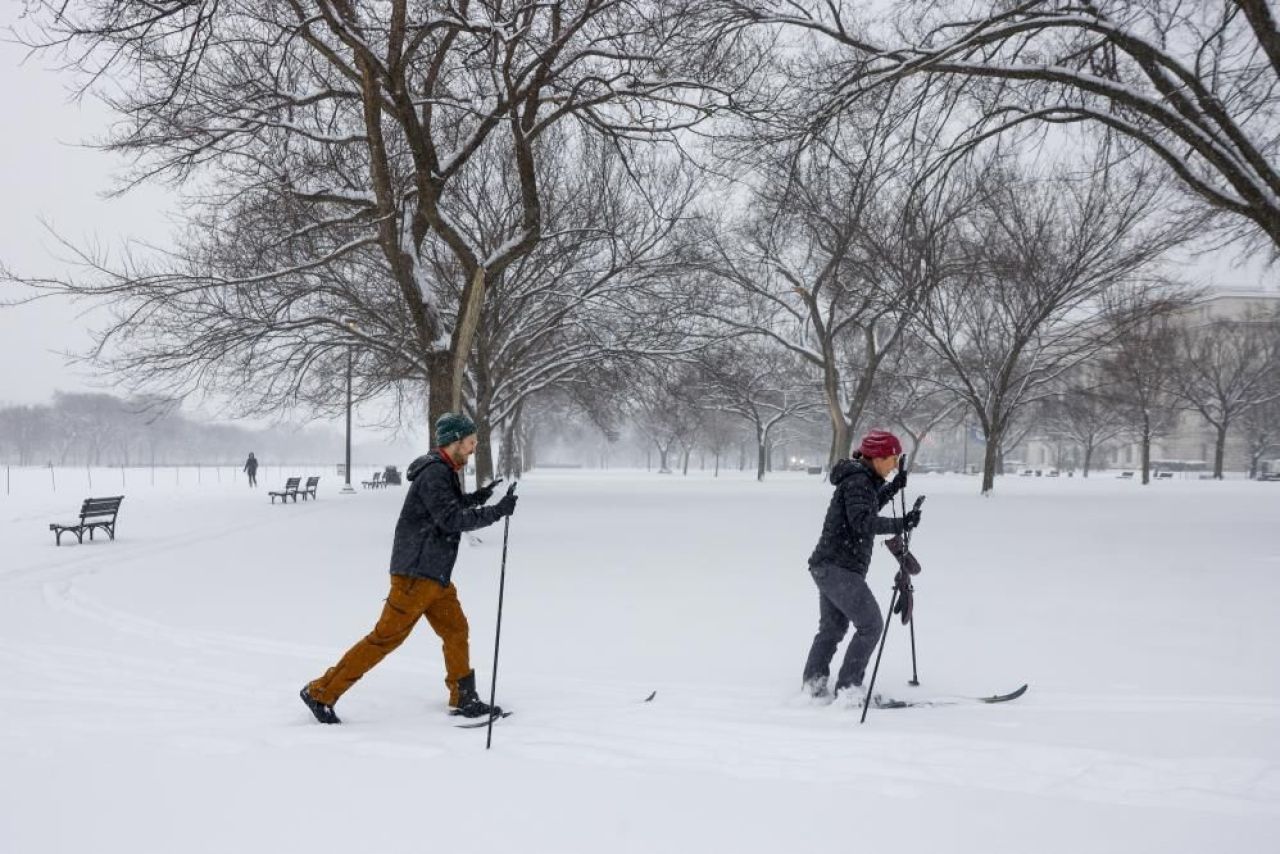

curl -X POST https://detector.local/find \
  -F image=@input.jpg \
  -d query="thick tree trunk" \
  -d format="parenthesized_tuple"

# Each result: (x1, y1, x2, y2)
(498, 424, 515, 477)
(474, 414, 494, 485)
(981, 435, 1000, 495)
(756, 425, 768, 481)
(1082, 443, 1094, 478)
(498, 403, 523, 478)
(1213, 422, 1228, 479)
(1141, 425, 1152, 485)
(521, 420, 536, 474)
(828, 416, 851, 469)
(449, 267, 487, 412)
(427, 354, 452, 429)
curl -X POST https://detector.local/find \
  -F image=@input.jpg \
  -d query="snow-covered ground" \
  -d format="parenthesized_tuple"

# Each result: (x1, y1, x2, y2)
(1, 467, 1277, 853)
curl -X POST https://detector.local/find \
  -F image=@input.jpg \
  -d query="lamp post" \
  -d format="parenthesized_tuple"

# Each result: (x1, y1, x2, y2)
(341, 320, 356, 495)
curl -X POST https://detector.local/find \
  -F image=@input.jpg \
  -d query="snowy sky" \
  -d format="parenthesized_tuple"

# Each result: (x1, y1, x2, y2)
(0, 11, 175, 408)
(0, 6, 1273, 412)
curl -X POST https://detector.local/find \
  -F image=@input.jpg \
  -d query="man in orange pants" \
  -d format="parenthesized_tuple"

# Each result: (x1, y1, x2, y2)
(301, 413, 517, 723)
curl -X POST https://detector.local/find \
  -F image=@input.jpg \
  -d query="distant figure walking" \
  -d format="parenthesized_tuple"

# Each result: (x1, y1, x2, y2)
(243, 452, 259, 487)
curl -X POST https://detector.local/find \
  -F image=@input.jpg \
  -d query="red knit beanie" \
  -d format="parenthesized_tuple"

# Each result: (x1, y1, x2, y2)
(858, 430, 902, 459)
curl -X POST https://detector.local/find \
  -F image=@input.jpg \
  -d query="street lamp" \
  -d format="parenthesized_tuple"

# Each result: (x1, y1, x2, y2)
(340, 319, 356, 495)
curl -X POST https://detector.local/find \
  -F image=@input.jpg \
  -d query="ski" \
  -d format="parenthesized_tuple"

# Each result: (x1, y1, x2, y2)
(872, 683, 1028, 709)
(455, 711, 513, 729)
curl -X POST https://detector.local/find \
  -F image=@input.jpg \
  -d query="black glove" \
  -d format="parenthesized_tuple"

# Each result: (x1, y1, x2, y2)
(892, 570, 914, 625)
(900, 508, 922, 532)
(884, 535, 922, 576)
(885, 466, 908, 497)
(474, 478, 503, 504)
(494, 492, 518, 518)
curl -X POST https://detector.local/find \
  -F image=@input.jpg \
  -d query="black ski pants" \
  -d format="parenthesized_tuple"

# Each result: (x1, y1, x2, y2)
(802, 563, 883, 691)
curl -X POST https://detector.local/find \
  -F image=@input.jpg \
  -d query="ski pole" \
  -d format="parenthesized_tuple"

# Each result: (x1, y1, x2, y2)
(860, 585, 899, 724)
(486, 482, 517, 749)
(898, 486, 920, 687)
(860, 488, 905, 724)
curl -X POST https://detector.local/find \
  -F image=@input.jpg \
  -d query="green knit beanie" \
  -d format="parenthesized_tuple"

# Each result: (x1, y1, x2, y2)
(435, 412, 476, 447)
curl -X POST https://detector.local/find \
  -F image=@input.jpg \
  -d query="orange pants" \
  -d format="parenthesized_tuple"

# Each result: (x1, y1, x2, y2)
(308, 574, 471, 706)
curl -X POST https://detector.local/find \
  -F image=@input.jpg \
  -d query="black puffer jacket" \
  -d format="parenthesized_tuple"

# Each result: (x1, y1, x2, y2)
(388, 451, 503, 586)
(808, 457, 904, 576)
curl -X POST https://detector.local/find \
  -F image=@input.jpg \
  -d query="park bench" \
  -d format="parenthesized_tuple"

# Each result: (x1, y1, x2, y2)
(1117, 471, 1135, 479)
(362, 471, 383, 489)
(269, 477, 301, 504)
(1155, 471, 1174, 480)
(299, 476, 320, 500)
(49, 496, 124, 546)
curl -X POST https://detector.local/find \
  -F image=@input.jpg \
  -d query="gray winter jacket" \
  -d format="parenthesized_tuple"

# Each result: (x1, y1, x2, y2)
(388, 451, 503, 586)
(807, 458, 904, 576)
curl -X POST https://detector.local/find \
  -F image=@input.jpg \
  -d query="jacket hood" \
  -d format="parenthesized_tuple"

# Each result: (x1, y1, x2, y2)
(830, 457, 875, 486)
(406, 452, 442, 481)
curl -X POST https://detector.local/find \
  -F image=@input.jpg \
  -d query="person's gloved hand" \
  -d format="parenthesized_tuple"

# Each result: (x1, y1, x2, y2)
(495, 492, 519, 518)
(887, 467, 908, 496)
(475, 478, 504, 503)
(901, 507, 922, 532)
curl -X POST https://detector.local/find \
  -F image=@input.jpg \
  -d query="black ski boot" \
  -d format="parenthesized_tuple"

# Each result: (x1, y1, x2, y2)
(300, 686, 341, 724)
(450, 670, 503, 719)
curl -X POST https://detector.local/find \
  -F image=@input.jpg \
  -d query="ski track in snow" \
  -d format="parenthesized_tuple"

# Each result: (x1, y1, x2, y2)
(2, 470, 1278, 851)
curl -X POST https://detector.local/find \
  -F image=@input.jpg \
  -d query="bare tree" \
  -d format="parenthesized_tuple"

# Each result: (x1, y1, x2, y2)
(695, 343, 822, 480)
(459, 140, 700, 482)
(863, 341, 965, 461)
(696, 94, 974, 466)
(12, 2, 734, 425)
(1240, 394, 1280, 479)
(0, 404, 53, 466)
(916, 159, 1184, 493)
(1099, 315, 1184, 485)
(714, 0, 1280, 254)
(698, 409, 743, 477)
(1039, 380, 1129, 477)
(631, 365, 704, 474)
(1170, 309, 1280, 478)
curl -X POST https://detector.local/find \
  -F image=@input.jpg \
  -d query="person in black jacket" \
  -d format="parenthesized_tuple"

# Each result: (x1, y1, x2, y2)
(242, 452, 258, 487)
(300, 413, 517, 724)
(801, 430, 921, 704)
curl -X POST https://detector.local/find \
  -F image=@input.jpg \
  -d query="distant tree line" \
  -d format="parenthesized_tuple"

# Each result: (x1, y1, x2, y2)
(0, 392, 342, 467)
